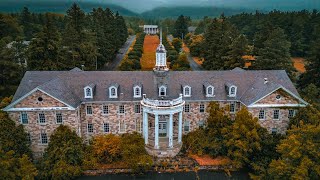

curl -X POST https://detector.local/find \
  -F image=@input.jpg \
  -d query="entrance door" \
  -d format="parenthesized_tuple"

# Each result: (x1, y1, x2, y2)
(159, 122, 167, 137)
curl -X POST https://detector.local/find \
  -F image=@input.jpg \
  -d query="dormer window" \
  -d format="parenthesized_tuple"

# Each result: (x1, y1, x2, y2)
(159, 85, 167, 96)
(133, 85, 142, 98)
(84, 87, 93, 98)
(206, 86, 214, 97)
(109, 86, 118, 98)
(229, 86, 237, 97)
(183, 86, 191, 97)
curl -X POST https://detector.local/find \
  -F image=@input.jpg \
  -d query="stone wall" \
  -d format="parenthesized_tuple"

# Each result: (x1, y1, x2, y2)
(256, 89, 299, 105)
(8, 109, 78, 158)
(14, 90, 67, 108)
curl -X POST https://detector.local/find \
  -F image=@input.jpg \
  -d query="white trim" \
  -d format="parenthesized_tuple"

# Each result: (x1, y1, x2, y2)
(183, 86, 191, 97)
(248, 104, 307, 108)
(133, 85, 142, 98)
(249, 86, 308, 106)
(109, 86, 118, 98)
(159, 85, 167, 96)
(3, 87, 76, 111)
(206, 85, 215, 97)
(228, 86, 237, 97)
(6, 107, 75, 111)
(84, 86, 93, 99)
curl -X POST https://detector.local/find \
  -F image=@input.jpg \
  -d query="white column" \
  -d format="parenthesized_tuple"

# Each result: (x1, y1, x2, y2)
(178, 111, 183, 143)
(154, 113, 159, 149)
(169, 113, 173, 148)
(143, 111, 148, 145)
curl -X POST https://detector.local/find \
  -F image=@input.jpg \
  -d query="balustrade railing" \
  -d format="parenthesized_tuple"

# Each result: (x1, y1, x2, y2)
(142, 94, 183, 107)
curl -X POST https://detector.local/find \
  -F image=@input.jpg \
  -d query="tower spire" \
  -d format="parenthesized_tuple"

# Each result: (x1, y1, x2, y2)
(160, 28, 162, 44)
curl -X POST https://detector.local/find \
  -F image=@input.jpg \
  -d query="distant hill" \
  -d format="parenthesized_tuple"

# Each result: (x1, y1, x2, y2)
(0, 1, 138, 17)
(141, 6, 256, 19)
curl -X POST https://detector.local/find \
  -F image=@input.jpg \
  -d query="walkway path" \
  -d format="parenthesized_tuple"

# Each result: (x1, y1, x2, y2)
(141, 35, 159, 70)
(103, 35, 136, 71)
(182, 43, 202, 71)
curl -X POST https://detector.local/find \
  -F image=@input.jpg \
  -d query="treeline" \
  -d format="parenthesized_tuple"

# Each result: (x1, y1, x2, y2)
(0, 3, 128, 98)
(119, 33, 145, 71)
(183, 102, 320, 179)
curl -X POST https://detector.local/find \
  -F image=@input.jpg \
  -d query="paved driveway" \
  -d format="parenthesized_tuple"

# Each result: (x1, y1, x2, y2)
(103, 35, 136, 71)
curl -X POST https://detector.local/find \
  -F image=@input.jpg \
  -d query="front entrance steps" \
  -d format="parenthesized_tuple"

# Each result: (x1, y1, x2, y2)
(145, 137, 182, 157)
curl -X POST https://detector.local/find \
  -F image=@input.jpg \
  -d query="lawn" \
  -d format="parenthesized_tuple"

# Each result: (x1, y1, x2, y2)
(292, 57, 306, 73)
(141, 35, 159, 70)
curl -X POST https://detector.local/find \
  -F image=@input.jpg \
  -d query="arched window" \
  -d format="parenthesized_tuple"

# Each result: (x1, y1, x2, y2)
(109, 86, 117, 98)
(229, 86, 237, 97)
(133, 86, 141, 98)
(206, 86, 214, 97)
(183, 86, 191, 97)
(159, 86, 166, 96)
(84, 87, 93, 98)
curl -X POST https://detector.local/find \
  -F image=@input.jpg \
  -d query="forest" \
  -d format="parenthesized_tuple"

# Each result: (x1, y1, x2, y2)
(0, 3, 128, 98)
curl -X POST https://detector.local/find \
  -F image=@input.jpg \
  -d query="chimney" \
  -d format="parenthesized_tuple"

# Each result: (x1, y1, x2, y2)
(264, 78, 268, 84)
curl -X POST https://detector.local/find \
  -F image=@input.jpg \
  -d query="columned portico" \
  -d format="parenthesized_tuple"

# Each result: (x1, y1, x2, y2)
(141, 94, 184, 152)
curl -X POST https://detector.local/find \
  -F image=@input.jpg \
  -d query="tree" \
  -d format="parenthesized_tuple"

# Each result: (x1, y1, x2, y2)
(224, 34, 248, 69)
(202, 17, 239, 70)
(90, 134, 121, 164)
(225, 108, 262, 168)
(289, 106, 320, 128)
(171, 53, 190, 71)
(0, 112, 31, 157)
(267, 124, 320, 179)
(0, 14, 22, 39)
(174, 15, 188, 39)
(27, 13, 61, 70)
(38, 125, 84, 179)
(252, 27, 294, 75)
(172, 38, 182, 52)
(19, 7, 34, 40)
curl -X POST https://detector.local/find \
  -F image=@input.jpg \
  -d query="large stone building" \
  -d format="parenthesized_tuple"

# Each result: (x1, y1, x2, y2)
(4, 33, 307, 157)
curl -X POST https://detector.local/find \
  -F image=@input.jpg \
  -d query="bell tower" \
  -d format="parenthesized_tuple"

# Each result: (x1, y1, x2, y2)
(154, 29, 168, 72)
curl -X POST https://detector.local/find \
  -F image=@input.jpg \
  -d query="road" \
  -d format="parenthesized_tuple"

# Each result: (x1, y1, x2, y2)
(103, 35, 136, 71)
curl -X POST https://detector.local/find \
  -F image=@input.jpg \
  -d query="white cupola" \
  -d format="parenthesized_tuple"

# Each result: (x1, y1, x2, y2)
(154, 28, 168, 71)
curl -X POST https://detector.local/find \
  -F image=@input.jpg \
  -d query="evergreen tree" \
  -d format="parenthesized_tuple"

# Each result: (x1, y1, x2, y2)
(174, 15, 188, 39)
(202, 17, 238, 70)
(0, 14, 22, 39)
(252, 27, 294, 75)
(27, 13, 61, 70)
(224, 34, 248, 69)
(19, 7, 34, 40)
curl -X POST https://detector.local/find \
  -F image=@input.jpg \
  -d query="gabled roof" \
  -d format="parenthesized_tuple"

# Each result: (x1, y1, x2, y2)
(5, 68, 307, 110)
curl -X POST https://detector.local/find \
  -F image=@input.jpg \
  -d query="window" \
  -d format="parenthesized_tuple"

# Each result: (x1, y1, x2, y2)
(273, 110, 280, 120)
(206, 86, 214, 97)
(271, 128, 277, 135)
(288, 109, 296, 118)
(56, 113, 63, 124)
(159, 86, 166, 96)
(276, 95, 281, 100)
(84, 87, 92, 98)
(87, 123, 93, 133)
(184, 104, 190, 113)
(198, 120, 205, 128)
(109, 86, 118, 98)
(119, 105, 125, 114)
(134, 104, 141, 114)
(183, 86, 191, 97)
(259, 110, 265, 120)
(136, 119, 142, 132)
(102, 105, 109, 115)
(38, 113, 46, 124)
(199, 103, 205, 113)
(86, 105, 93, 115)
(21, 112, 28, 124)
(184, 120, 190, 132)
(40, 133, 48, 144)
(133, 86, 142, 98)
(119, 120, 125, 133)
(103, 123, 110, 133)
(27, 133, 31, 144)
(229, 86, 237, 97)
(230, 102, 235, 113)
